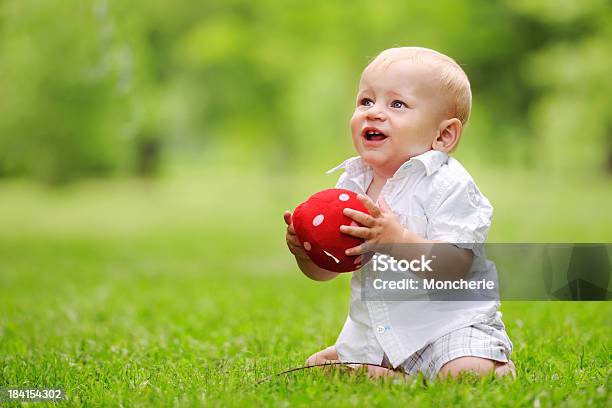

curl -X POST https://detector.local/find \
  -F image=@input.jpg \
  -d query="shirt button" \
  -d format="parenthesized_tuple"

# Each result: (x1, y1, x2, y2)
(376, 325, 385, 334)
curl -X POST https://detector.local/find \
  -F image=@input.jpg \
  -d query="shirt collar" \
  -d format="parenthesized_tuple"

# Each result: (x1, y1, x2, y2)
(325, 156, 369, 176)
(326, 150, 449, 178)
(408, 150, 449, 177)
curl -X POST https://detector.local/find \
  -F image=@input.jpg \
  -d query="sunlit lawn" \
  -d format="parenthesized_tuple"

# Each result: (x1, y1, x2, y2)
(0, 166, 610, 406)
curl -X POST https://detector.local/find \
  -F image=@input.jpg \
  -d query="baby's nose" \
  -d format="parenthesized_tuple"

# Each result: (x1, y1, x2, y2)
(366, 106, 387, 120)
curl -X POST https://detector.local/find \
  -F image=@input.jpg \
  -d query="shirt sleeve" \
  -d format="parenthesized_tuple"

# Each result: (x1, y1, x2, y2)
(426, 178, 492, 256)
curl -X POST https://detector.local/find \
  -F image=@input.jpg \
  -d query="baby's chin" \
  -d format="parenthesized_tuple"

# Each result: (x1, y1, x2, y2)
(357, 150, 403, 175)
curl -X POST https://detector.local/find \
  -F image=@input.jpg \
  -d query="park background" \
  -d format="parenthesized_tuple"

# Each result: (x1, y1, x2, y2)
(0, 0, 610, 406)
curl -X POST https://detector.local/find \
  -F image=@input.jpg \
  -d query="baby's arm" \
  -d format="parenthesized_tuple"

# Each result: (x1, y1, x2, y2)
(283, 211, 339, 281)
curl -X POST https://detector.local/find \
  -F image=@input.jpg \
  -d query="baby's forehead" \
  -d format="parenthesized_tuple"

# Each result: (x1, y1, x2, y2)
(360, 59, 446, 97)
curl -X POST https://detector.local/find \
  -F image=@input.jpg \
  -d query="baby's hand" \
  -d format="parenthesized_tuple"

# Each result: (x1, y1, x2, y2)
(283, 210, 309, 260)
(340, 195, 407, 256)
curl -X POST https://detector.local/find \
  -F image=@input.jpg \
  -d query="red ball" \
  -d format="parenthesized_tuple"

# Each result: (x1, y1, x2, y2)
(293, 188, 370, 272)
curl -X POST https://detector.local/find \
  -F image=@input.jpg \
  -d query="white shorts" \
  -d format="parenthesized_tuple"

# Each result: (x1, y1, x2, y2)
(382, 314, 513, 380)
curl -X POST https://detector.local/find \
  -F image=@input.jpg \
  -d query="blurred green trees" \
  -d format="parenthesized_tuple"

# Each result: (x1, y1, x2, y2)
(0, 0, 610, 183)
(0, 1, 131, 182)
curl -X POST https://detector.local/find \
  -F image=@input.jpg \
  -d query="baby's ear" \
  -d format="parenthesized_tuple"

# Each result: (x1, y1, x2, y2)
(432, 118, 462, 153)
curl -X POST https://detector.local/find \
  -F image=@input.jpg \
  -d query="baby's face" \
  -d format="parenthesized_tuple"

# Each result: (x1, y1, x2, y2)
(350, 60, 448, 177)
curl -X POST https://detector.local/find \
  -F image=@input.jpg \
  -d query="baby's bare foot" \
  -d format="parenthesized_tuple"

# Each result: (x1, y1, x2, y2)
(494, 360, 516, 378)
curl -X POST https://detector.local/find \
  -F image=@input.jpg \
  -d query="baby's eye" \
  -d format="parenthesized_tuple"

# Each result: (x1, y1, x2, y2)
(391, 100, 407, 109)
(360, 98, 374, 107)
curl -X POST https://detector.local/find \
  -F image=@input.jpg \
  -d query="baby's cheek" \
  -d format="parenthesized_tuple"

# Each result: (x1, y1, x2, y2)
(349, 113, 362, 133)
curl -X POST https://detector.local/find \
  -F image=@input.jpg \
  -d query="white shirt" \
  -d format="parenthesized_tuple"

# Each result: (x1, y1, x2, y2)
(327, 150, 500, 368)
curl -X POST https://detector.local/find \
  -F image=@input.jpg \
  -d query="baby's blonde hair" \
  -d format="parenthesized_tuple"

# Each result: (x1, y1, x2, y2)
(365, 47, 472, 125)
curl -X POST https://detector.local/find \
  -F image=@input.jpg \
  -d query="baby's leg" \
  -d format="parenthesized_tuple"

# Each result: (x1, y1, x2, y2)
(432, 317, 515, 380)
(438, 357, 516, 379)
(306, 348, 406, 380)
(365, 365, 406, 379)
(304, 345, 339, 366)
(366, 353, 407, 380)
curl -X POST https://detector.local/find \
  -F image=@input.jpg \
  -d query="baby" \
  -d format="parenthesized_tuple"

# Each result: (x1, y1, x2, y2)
(284, 47, 515, 380)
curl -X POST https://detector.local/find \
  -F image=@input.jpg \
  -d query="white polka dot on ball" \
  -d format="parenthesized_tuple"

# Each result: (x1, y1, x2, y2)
(303, 242, 311, 251)
(312, 214, 324, 226)
(339, 193, 350, 202)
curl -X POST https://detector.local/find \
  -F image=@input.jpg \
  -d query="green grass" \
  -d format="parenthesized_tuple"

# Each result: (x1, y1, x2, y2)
(0, 167, 611, 406)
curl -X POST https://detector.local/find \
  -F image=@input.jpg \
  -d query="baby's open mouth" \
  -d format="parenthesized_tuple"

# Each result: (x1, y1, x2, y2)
(362, 127, 388, 141)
